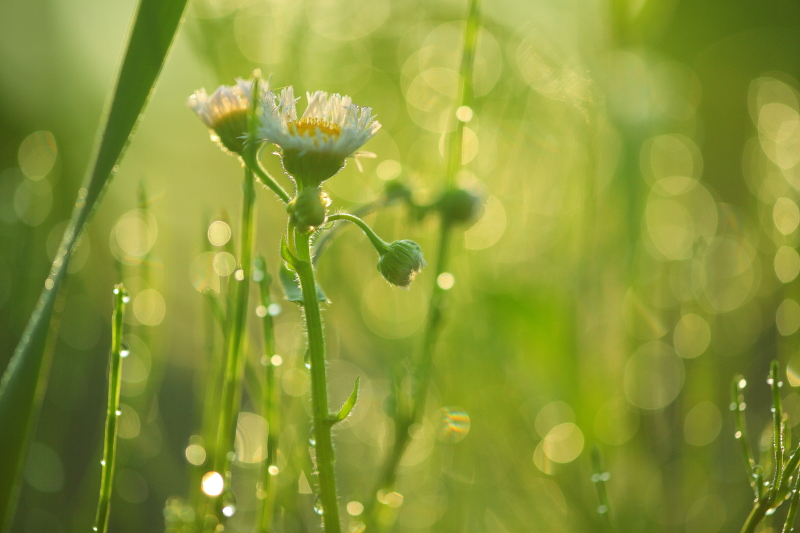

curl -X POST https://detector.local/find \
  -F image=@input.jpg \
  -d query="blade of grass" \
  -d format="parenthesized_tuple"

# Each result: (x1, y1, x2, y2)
(0, 0, 188, 529)
(93, 285, 129, 533)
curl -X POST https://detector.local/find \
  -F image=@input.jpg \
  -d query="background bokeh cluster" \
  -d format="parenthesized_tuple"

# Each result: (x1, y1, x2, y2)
(3, 0, 800, 531)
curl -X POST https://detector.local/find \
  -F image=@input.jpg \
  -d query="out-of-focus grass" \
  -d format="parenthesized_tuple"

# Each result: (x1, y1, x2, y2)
(4, 0, 800, 532)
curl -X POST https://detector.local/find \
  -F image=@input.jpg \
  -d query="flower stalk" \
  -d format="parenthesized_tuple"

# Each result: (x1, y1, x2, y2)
(294, 230, 342, 533)
(93, 284, 128, 533)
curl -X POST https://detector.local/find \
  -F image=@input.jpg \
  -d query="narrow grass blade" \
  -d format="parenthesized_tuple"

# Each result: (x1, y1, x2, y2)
(591, 446, 614, 533)
(0, 0, 188, 529)
(732, 375, 758, 496)
(93, 285, 129, 533)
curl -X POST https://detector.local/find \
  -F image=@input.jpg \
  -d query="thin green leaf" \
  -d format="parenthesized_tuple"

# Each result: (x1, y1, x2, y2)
(280, 235, 299, 269)
(332, 376, 360, 424)
(279, 264, 327, 303)
(0, 0, 188, 529)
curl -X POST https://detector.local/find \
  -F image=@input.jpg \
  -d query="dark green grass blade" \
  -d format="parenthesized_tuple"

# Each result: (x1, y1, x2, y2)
(0, 0, 188, 529)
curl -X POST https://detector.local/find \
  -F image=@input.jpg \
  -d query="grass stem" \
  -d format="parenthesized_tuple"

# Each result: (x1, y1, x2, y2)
(212, 163, 257, 497)
(255, 256, 280, 533)
(93, 284, 128, 533)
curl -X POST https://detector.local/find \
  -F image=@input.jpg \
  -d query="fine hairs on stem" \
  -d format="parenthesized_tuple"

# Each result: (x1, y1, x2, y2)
(187, 56, 420, 530)
(93, 284, 129, 533)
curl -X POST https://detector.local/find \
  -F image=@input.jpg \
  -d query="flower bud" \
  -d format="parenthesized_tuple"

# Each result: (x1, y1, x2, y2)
(436, 188, 481, 225)
(188, 79, 261, 155)
(377, 240, 426, 288)
(281, 149, 346, 187)
(288, 187, 331, 233)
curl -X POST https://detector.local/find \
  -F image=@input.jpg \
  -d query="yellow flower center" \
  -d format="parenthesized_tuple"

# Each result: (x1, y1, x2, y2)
(288, 118, 341, 138)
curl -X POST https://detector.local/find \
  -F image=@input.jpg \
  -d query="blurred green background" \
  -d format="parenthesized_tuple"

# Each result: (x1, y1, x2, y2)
(4, 0, 800, 531)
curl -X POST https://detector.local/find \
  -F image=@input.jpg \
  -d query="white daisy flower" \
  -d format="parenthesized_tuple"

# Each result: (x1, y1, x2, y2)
(259, 87, 381, 185)
(188, 79, 265, 155)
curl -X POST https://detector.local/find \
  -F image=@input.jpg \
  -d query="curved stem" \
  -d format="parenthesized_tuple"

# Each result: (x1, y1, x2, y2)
(294, 230, 342, 533)
(93, 284, 128, 533)
(243, 151, 292, 204)
(313, 201, 381, 266)
(327, 213, 390, 255)
(213, 164, 257, 489)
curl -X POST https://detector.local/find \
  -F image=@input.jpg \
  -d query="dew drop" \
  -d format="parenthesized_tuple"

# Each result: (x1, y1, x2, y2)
(597, 505, 608, 514)
(268, 465, 279, 475)
(314, 496, 324, 515)
(735, 431, 743, 439)
(115, 410, 122, 416)
(222, 504, 236, 517)
(122, 295, 130, 304)
(739, 379, 747, 388)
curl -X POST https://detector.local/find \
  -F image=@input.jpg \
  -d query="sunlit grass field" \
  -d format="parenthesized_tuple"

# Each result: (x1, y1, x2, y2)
(3, 0, 800, 532)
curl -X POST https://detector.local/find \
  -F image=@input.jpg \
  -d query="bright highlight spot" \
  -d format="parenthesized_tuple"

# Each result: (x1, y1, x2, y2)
(347, 501, 364, 516)
(777, 299, 800, 336)
(543, 423, 584, 463)
(271, 355, 283, 366)
(201, 471, 224, 496)
(437, 272, 455, 290)
(208, 220, 232, 246)
(775, 246, 800, 283)
(456, 105, 473, 122)
(185, 444, 207, 466)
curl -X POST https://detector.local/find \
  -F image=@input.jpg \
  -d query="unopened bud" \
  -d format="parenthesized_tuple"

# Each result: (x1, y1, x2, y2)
(377, 240, 426, 288)
(436, 188, 481, 225)
(288, 187, 330, 232)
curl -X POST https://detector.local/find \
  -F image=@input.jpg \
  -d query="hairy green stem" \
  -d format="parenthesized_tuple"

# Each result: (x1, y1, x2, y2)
(93, 284, 128, 533)
(255, 257, 279, 533)
(294, 230, 341, 533)
(326, 213, 390, 254)
(243, 151, 291, 204)
(213, 164, 257, 484)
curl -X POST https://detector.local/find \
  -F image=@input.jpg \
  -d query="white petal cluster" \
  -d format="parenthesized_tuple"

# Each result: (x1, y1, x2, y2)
(259, 88, 381, 160)
(188, 79, 267, 154)
(188, 79, 252, 130)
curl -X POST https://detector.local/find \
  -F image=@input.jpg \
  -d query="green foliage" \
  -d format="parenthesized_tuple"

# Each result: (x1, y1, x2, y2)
(0, 0, 188, 529)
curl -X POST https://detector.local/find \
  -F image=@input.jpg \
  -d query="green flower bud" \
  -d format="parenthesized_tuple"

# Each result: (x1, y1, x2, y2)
(288, 187, 331, 233)
(281, 149, 346, 187)
(377, 240, 426, 288)
(436, 187, 481, 225)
